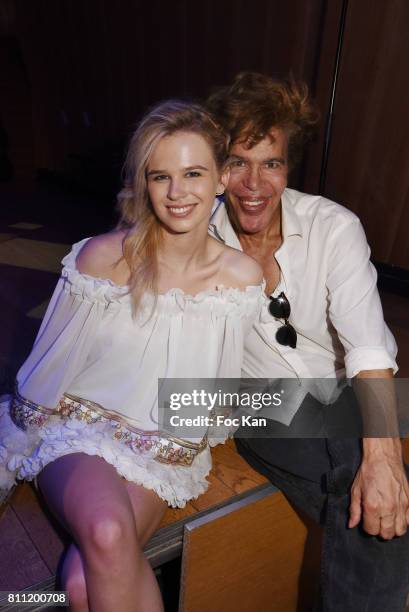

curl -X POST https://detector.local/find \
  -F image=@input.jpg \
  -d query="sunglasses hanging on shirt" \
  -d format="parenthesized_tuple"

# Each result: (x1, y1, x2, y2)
(268, 292, 297, 348)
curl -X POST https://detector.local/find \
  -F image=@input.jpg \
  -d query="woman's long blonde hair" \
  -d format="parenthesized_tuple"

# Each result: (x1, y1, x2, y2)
(117, 100, 229, 314)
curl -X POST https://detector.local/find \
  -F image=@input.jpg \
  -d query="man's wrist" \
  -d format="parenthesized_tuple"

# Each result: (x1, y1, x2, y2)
(362, 437, 403, 461)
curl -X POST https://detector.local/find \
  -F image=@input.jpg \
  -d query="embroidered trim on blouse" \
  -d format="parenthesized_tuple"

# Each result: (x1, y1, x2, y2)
(11, 390, 207, 467)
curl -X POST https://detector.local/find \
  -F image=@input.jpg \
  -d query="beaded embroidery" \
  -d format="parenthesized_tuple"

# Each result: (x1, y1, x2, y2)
(11, 391, 207, 467)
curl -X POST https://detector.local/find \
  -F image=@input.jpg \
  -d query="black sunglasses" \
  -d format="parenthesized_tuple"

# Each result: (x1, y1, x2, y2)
(268, 292, 297, 348)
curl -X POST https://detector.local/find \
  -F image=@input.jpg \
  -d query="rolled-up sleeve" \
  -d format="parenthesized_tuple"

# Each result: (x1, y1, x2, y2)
(326, 217, 397, 378)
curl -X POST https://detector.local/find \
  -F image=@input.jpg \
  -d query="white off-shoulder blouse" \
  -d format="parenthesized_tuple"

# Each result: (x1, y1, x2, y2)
(0, 238, 265, 507)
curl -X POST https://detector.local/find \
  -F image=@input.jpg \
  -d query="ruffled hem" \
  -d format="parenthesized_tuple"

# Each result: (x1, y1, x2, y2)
(61, 237, 266, 315)
(0, 396, 212, 508)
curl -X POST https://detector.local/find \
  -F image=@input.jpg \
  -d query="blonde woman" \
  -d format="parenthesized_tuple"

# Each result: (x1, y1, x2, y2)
(0, 102, 264, 612)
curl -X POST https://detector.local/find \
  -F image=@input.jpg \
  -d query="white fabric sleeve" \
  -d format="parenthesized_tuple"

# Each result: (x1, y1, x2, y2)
(16, 275, 106, 408)
(326, 217, 397, 378)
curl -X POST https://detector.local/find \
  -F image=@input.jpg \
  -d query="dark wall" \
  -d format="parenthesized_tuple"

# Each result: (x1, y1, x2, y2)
(5, 0, 409, 268)
(13, 0, 326, 177)
(0, 0, 34, 181)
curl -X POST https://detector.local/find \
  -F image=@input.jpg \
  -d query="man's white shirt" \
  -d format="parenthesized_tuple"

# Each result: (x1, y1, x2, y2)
(209, 188, 397, 423)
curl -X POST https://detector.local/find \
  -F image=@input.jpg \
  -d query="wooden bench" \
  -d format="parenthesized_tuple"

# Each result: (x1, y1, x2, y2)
(0, 439, 325, 611)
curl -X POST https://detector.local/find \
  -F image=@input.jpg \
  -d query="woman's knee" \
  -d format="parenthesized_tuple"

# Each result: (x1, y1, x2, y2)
(79, 507, 140, 557)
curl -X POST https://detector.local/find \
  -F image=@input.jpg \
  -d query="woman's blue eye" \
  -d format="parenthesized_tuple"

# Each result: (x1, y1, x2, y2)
(153, 175, 168, 181)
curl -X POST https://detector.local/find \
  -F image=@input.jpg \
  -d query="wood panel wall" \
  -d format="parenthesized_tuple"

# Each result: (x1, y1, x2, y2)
(310, 0, 409, 268)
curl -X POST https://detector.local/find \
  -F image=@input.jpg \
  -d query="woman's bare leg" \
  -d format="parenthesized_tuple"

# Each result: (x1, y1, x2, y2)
(59, 477, 168, 612)
(59, 479, 167, 612)
(37, 453, 167, 612)
(60, 542, 88, 612)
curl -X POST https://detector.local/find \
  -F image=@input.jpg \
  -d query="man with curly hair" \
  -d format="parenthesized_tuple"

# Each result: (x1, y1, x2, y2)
(207, 72, 409, 611)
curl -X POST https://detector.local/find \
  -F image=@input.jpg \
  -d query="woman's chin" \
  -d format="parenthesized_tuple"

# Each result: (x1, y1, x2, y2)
(159, 213, 210, 236)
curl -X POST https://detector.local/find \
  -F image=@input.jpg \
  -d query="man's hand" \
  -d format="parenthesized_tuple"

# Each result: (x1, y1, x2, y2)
(349, 438, 409, 539)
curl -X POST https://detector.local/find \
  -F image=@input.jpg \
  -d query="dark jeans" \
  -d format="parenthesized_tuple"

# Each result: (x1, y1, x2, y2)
(234, 396, 409, 611)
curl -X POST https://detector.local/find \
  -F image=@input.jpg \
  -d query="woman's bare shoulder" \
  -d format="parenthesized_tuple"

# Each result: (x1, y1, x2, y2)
(218, 244, 263, 289)
(76, 230, 128, 280)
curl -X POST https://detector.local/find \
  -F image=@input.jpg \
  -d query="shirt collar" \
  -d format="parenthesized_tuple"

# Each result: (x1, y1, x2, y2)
(209, 197, 242, 250)
(280, 189, 303, 239)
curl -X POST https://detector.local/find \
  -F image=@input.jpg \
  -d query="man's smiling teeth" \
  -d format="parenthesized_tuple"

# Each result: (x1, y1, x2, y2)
(241, 200, 264, 206)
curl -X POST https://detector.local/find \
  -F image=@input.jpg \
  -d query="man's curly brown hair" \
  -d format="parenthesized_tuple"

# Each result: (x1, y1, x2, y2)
(207, 72, 319, 169)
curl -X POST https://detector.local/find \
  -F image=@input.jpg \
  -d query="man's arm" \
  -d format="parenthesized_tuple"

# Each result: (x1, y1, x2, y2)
(324, 215, 407, 537)
(349, 368, 409, 539)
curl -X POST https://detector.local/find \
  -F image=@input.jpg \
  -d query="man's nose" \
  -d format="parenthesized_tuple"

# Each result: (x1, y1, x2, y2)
(167, 178, 187, 200)
(243, 167, 261, 192)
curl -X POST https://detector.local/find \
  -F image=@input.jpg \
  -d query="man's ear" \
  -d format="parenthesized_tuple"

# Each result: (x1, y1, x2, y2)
(216, 167, 230, 195)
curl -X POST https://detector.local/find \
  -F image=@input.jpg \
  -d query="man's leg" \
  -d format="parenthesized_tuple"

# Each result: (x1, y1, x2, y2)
(321, 438, 409, 612)
(235, 413, 409, 611)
